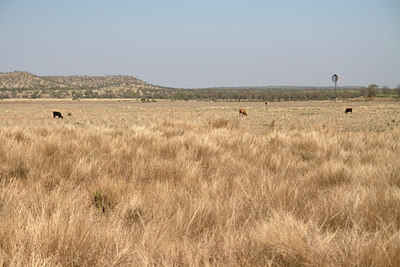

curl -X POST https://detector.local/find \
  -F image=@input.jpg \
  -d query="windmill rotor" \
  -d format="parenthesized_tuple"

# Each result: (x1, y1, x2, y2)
(332, 74, 338, 83)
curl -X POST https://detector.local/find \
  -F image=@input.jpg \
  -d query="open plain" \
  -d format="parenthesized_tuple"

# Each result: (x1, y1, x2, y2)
(0, 99, 399, 265)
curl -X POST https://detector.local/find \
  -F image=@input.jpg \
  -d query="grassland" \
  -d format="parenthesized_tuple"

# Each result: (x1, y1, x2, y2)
(0, 99, 399, 266)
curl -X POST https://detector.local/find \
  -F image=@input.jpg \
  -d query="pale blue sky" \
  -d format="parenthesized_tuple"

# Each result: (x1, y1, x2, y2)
(1, 0, 399, 88)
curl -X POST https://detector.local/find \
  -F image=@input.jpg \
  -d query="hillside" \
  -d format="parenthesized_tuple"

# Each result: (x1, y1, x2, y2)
(43, 74, 148, 89)
(0, 71, 156, 90)
(0, 71, 167, 99)
(0, 71, 62, 89)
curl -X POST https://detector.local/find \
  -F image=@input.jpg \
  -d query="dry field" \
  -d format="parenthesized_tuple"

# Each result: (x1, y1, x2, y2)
(0, 99, 399, 266)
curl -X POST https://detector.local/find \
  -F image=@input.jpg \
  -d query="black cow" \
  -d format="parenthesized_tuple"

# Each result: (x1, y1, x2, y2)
(53, 111, 63, 119)
(345, 108, 353, 114)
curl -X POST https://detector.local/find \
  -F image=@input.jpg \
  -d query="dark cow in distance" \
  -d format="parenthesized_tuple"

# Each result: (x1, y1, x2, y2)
(53, 111, 63, 119)
(345, 108, 353, 114)
(239, 109, 248, 116)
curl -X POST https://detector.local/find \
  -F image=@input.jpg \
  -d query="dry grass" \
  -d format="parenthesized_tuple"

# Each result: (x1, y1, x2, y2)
(0, 99, 399, 266)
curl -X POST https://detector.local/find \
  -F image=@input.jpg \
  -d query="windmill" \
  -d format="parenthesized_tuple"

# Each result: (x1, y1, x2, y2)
(332, 74, 338, 99)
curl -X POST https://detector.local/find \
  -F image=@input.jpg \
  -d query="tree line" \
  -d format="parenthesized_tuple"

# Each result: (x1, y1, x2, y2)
(1, 85, 399, 101)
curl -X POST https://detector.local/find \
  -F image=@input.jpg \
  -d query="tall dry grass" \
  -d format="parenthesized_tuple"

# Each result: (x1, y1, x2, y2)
(0, 100, 399, 266)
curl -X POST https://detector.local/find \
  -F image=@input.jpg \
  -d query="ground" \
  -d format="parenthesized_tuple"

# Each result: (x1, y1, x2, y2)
(0, 99, 399, 266)
(1, 98, 398, 131)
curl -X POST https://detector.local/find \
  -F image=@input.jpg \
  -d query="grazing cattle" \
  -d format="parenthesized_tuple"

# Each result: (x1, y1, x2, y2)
(53, 111, 63, 119)
(239, 109, 248, 116)
(345, 108, 353, 114)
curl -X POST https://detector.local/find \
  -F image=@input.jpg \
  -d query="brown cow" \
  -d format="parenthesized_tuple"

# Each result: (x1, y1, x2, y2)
(345, 108, 353, 114)
(239, 109, 247, 116)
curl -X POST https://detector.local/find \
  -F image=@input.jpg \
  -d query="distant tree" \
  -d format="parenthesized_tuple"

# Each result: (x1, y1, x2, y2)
(381, 86, 390, 96)
(367, 84, 379, 98)
(30, 91, 41, 99)
(71, 91, 83, 100)
(397, 84, 400, 99)
(10, 90, 17, 98)
(84, 89, 95, 98)
(0, 92, 10, 99)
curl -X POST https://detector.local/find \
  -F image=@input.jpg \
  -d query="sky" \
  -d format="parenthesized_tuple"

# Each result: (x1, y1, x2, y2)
(0, 0, 399, 88)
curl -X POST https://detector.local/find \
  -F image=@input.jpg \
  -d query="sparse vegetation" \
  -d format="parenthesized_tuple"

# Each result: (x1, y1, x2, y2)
(0, 71, 159, 99)
(2, 71, 400, 101)
(0, 99, 399, 265)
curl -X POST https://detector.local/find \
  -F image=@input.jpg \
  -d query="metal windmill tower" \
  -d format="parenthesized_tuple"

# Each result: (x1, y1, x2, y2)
(332, 74, 338, 99)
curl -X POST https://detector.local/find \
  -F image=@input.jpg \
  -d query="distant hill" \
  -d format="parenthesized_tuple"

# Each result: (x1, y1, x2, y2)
(0, 71, 158, 90)
(1, 71, 391, 101)
(0, 71, 56, 89)
(43, 74, 149, 89)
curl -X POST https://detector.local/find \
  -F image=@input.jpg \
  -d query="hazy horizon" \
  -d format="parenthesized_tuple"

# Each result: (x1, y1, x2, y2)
(1, 0, 399, 88)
